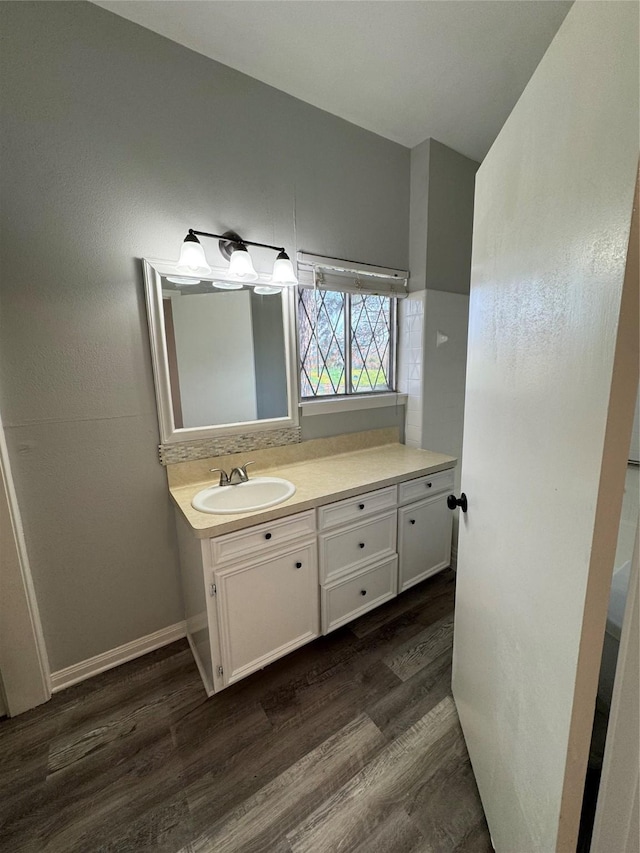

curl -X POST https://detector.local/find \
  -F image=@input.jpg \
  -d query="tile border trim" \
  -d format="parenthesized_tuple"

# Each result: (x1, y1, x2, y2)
(159, 426, 302, 465)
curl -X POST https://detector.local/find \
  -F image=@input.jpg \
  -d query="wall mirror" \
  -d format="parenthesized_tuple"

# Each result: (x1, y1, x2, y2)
(143, 258, 299, 444)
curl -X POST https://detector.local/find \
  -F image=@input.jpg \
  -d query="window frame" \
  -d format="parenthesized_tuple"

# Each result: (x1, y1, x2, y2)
(296, 285, 400, 405)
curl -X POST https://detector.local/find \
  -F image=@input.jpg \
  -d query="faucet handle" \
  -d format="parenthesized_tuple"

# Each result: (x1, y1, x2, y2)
(209, 467, 230, 486)
(239, 461, 255, 480)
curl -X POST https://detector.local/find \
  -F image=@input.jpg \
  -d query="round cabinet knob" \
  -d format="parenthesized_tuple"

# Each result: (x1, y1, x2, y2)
(264, 532, 272, 540)
(358, 503, 365, 510)
(359, 542, 365, 549)
(409, 519, 416, 525)
(426, 482, 432, 488)
(447, 493, 468, 513)
(295, 561, 302, 569)
(360, 590, 367, 596)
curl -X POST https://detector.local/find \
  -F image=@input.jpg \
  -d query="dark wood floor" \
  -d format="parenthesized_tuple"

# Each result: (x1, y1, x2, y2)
(0, 569, 492, 853)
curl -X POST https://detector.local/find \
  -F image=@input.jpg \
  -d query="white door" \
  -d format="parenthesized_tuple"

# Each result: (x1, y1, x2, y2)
(451, 3, 639, 852)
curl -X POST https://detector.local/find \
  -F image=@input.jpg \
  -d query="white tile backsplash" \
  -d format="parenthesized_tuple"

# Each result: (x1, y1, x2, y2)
(397, 291, 425, 444)
(405, 424, 422, 445)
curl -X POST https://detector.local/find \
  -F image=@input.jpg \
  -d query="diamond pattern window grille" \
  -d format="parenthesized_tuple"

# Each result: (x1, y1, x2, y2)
(298, 288, 395, 398)
(351, 294, 392, 393)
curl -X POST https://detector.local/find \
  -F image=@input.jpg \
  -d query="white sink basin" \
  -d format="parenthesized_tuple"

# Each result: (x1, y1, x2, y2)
(191, 477, 296, 515)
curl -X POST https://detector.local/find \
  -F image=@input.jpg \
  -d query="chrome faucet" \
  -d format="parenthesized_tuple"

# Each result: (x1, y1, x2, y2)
(209, 461, 255, 486)
(229, 461, 255, 484)
(209, 467, 229, 486)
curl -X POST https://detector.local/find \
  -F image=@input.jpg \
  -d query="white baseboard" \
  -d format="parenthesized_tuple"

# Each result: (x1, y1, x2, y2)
(50, 621, 187, 693)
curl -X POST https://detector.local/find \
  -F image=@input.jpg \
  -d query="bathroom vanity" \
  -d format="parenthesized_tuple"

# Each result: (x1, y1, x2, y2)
(169, 432, 456, 696)
(143, 261, 456, 697)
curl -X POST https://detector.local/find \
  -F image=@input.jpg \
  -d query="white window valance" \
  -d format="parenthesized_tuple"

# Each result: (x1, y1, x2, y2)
(296, 251, 409, 298)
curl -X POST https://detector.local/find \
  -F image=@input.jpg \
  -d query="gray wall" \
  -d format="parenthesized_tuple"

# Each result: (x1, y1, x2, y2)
(409, 139, 478, 295)
(0, 1, 409, 671)
(408, 139, 431, 294)
(300, 407, 405, 442)
(407, 139, 477, 557)
(425, 140, 478, 295)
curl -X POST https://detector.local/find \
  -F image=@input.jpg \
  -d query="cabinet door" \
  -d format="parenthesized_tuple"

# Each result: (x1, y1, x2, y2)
(398, 495, 452, 592)
(215, 542, 319, 686)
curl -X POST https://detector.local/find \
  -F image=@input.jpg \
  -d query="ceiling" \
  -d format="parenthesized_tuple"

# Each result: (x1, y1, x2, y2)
(93, 0, 572, 162)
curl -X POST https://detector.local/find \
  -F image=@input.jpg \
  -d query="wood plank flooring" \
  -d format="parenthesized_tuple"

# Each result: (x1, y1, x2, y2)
(0, 569, 492, 853)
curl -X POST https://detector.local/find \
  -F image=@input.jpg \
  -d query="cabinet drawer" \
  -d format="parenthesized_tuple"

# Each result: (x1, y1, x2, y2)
(322, 556, 398, 634)
(318, 485, 397, 531)
(319, 510, 397, 583)
(398, 468, 455, 505)
(210, 510, 315, 567)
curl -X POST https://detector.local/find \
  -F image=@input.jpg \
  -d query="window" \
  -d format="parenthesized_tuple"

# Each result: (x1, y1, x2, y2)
(297, 286, 396, 398)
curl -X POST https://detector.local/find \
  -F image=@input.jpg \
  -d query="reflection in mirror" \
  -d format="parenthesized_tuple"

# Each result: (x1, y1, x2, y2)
(143, 259, 298, 445)
(161, 278, 288, 428)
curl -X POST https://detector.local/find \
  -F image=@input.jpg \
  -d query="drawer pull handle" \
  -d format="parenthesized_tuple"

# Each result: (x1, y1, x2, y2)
(359, 542, 365, 549)
(358, 503, 365, 510)
(264, 533, 272, 540)
(295, 561, 302, 569)
(360, 589, 367, 596)
(409, 519, 416, 525)
(426, 482, 432, 488)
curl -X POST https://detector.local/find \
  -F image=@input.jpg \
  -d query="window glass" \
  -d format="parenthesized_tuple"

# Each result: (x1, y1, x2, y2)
(298, 288, 395, 398)
(351, 294, 393, 393)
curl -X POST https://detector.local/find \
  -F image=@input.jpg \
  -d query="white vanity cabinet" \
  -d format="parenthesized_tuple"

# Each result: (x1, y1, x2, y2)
(176, 465, 456, 695)
(176, 509, 318, 696)
(397, 469, 454, 592)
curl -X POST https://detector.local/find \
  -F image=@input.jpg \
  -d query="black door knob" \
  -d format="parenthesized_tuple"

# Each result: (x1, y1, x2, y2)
(295, 561, 302, 569)
(264, 532, 272, 540)
(359, 542, 365, 549)
(358, 503, 365, 510)
(409, 519, 416, 525)
(360, 590, 367, 596)
(447, 493, 468, 513)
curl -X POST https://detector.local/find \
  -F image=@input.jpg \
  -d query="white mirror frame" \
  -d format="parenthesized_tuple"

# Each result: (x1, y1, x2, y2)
(142, 258, 300, 445)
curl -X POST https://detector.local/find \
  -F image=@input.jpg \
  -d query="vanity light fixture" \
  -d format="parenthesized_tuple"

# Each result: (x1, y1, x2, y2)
(175, 229, 298, 287)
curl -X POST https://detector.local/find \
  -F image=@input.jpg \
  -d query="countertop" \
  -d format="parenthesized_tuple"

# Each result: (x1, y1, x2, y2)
(169, 430, 456, 538)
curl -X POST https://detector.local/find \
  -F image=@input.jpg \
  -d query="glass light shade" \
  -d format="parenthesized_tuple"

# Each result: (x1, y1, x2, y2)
(176, 237, 211, 275)
(271, 252, 298, 285)
(212, 280, 243, 290)
(166, 276, 201, 285)
(254, 285, 282, 295)
(227, 246, 258, 281)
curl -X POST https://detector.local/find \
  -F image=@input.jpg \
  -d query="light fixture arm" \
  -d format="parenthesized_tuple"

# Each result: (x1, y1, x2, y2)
(176, 227, 298, 287)
(188, 229, 286, 259)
